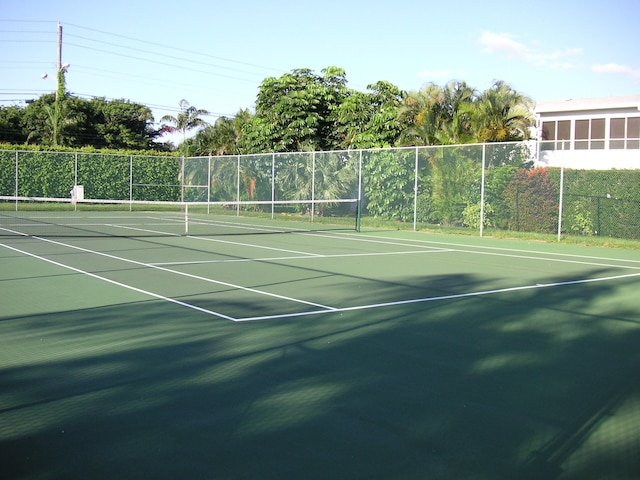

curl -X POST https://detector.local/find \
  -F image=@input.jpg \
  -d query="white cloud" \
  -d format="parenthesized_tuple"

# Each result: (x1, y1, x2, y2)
(478, 31, 528, 58)
(478, 31, 582, 69)
(592, 63, 640, 80)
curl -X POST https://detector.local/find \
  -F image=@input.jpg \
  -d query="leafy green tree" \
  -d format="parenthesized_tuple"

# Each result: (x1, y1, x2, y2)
(21, 92, 76, 147)
(334, 81, 405, 149)
(362, 148, 417, 221)
(18, 92, 159, 149)
(0, 105, 26, 143)
(240, 67, 350, 153)
(88, 98, 158, 150)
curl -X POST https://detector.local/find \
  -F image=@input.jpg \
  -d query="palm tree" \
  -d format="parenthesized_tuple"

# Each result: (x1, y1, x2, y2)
(397, 81, 476, 146)
(397, 83, 443, 146)
(467, 81, 534, 142)
(191, 109, 252, 156)
(160, 99, 209, 149)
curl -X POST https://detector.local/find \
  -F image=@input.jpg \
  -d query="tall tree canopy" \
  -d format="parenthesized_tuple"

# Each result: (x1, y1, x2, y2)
(7, 94, 159, 149)
(240, 67, 351, 153)
(334, 80, 406, 149)
(1, 66, 535, 154)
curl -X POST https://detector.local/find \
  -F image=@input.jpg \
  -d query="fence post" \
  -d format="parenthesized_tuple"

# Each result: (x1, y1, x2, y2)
(480, 143, 486, 237)
(311, 151, 316, 222)
(129, 155, 133, 211)
(357, 150, 363, 232)
(271, 153, 275, 219)
(14, 151, 18, 211)
(180, 156, 185, 203)
(236, 155, 241, 217)
(74, 152, 78, 212)
(413, 147, 419, 232)
(207, 155, 211, 214)
(557, 152, 565, 242)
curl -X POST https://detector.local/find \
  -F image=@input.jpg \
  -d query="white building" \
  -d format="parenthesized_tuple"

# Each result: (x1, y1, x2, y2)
(534, 95, 640, 169)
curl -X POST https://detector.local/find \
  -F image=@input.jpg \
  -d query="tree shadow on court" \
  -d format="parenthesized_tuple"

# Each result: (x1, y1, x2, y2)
(1, 268, 639, 480)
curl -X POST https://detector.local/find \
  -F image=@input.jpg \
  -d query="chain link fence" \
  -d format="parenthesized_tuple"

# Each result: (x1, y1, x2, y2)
(2, 144, 639, 240)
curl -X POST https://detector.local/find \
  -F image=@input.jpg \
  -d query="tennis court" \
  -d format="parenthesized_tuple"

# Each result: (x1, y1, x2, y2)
(1, 211, 639, 479)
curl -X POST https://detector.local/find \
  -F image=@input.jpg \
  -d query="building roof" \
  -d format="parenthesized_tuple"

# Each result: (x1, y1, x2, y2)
(535, 95, 640, 114)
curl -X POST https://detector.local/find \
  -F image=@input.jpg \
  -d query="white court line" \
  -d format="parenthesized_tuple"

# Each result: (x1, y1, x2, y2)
(151, 249, 454, 266)
(0, 241, 237, 321)
(300, 231, 640, 271)
(182, 232, 640, 270)
(110, 223, 323, 257)
(235, 270, 640, 322)
(186, 235, 322, 257)
(296, 230, 453, 251)
(37, 236, 336, 310)
(6, 236, 337, 313)
(330, 231, 640, 266)
(5, 228, 638, 323)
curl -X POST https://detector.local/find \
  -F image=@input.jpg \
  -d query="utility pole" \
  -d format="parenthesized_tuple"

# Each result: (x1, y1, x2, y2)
(56, 22, 63, 100)
(57, 23, 62, 70)
(52, 22, 64, 146)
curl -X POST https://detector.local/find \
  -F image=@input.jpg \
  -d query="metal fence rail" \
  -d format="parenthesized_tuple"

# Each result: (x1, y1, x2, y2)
(1, 142, 639, 240)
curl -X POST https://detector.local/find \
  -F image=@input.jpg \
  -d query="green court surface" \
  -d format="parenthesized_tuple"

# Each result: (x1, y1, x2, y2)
(1, 227, 639, 479)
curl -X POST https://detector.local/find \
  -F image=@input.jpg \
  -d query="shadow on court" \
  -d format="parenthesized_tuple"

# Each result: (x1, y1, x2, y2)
(0, 269, 639, 480)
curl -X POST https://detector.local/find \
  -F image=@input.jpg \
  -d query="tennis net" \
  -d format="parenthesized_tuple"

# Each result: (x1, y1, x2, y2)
(0, 196, 360, 237)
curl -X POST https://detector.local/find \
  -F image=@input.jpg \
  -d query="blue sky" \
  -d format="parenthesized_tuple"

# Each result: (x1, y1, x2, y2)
(2, 0, 639, 133)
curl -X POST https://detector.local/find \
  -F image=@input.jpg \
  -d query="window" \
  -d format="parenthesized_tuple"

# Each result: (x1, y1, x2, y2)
(609, 117, 640, 149)
(629, 117, 640, 149)
(591, 118, 605, 149)
(541, 120, 570, 150)
(542, 121, 555, 141)
(574, 118, 605, 150)
(610, 118, 625, 149)
(543, 116, 640, 150)
(575, 119, 589, 150)
(557, 120, 570, 149)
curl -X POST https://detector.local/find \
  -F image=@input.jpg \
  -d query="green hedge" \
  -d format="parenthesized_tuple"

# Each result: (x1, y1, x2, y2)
(549, 168, 640, 239)
(2, 150, 181, 202)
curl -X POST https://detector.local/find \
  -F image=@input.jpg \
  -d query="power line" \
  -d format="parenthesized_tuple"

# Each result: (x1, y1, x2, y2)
(65, 41, 262, 84)
(0, 29, 54, 34)
(64, 32, 270, 79)
(63, 22, 283, 75)
(1, 21, 265, 119)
